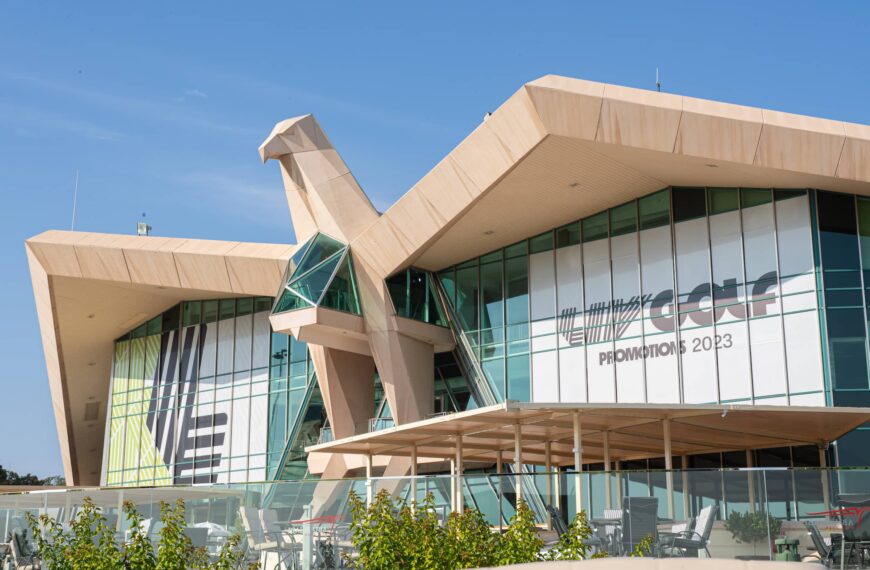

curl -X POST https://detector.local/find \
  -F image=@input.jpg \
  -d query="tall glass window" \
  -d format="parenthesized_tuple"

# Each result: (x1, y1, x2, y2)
(106, 297, 281, 486)
(436, 187, 825, 409)
(817, 191, 869, 393)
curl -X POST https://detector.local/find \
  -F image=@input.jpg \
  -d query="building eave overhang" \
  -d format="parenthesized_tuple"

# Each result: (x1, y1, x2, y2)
(352, 75, 870, 275)
(26, 230, 298, 485)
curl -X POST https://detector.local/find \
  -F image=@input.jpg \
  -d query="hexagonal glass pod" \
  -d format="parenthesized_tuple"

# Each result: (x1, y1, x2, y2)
(273, 233, 361, 315)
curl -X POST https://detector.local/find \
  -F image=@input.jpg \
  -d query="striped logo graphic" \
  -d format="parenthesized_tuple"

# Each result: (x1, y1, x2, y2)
(558, 295, 651, 346)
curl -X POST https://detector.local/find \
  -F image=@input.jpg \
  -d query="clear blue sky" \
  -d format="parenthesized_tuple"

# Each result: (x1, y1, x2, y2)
(2, 1, 869, 477)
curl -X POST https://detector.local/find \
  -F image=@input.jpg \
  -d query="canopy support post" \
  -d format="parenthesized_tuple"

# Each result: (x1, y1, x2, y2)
(455, 435, 464, 513)
(514, 423, 523, 504)
(603, 430, 612, 509)
(573, 411, 582, 516)
(615, 459, 623, 506)
(411, 445, 418, 512)
(545, 441, 553, 529)
(365, 454, 373, 506)
(746, 449, 756, 513)
(819, 443, 831, 512)
(496, 448, 504, 531)
(450, 458, 456, 513)
(663, 418, 674, 520)
(681, 454, 689, 519)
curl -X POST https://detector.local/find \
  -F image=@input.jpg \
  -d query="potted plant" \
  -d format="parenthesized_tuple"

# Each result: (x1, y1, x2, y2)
(724, 510, 782, 558)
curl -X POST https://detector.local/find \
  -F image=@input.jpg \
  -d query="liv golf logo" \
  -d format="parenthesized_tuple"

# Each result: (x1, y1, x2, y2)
(557, 271, 778, 365)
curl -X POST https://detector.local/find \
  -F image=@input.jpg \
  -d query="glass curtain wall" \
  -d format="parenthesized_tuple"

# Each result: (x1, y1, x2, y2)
(436, 187, 824, 407)
(105, 298, 275, 486)
(267, 330, 311, 478)
(816, 192, 870, 467)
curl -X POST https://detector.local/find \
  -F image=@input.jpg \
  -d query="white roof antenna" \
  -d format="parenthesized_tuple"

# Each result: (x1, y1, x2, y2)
(656, 67, 661, 92)
(70, 170, 79, 231)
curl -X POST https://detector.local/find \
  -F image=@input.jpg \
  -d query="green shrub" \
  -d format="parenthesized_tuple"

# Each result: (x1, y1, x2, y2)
(345, 489, 606, 568)
(724, 510, 782, 544)
(26, 497, 256, 570)
(545, 510, 605, 561)
(496, 500, 543, 565)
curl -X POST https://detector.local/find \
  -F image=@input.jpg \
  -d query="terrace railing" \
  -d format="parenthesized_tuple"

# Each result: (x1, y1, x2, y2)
(2, 467, 869, 566)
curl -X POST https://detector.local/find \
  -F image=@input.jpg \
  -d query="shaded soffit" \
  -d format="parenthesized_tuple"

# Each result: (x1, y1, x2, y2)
(26, 231, 297, 485)
(307, 402, 870, 466)
(360, 75, 870, 273)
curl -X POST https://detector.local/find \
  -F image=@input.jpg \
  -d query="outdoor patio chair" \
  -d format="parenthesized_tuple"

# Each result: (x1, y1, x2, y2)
(7, 528, 39, 570)
(545, 504, 569, 538)
(239, 507, 297, 570)
(619, 497, 659, 556)
(804, 521, 840, 567)
(660, 503, 716, 558)
(183, 526, 209, 551)
(836, 495, 870, 569)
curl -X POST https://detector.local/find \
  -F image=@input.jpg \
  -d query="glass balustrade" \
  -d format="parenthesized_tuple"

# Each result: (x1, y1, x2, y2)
(2, 467, 868, 567)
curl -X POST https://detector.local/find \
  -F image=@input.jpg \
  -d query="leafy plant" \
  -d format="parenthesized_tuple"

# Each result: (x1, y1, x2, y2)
(443, 505, 500, 568)
(495, 500, 543, 566)
(26, 496, 257, 570)
(630, 534, 656, 557)
(345, 490, 612, 568)
(724, 510, 782, 544)
(545, 510, 606, 561)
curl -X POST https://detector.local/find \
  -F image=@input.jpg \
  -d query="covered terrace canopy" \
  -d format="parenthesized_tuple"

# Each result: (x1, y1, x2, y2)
(307, 401, 870, 467)
(309, 401, 870, 517)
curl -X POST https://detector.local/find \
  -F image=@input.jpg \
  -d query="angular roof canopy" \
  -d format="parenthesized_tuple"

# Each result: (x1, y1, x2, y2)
(352, 76, 870, 275)
(307, 402, 870, 467)
(26, 231, 297, 485)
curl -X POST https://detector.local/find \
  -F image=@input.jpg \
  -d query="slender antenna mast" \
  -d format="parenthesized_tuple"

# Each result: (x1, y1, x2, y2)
(71, 170, 79, 231)
(656, 67, 661, 92)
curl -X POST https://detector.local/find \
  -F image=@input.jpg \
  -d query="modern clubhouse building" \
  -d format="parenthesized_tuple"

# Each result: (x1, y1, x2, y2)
(24, 76, 870, 519)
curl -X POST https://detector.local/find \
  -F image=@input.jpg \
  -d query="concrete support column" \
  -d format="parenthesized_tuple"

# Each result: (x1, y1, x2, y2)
(663, 418, 674, 520)
(819, 443, 831, 512)
(573, 411, 582, 515)
(455, 435, 464, 513)
(514, 423, 523, 504)
(450, 458, 456, 513)
(603, 430, 612, 509)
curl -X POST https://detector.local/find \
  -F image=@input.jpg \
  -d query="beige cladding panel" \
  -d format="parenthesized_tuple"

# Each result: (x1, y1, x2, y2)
(595, 84, 683, 152)
(368, 330, 434, 425)
(73, 234, 138, 283)
(26, 245, 77, 484)
(838, 123, 870, 182)
(172, 239, 237, 292)
(479, 86, 548, 161)
(309, 346, 375, 440)
(674, 97, 764, 164)
(28, 235, 86, 279)
(755, 109, 846, 177)
(225, 242, 295, 296)
(123, 249, 182, 288)
(525, 77, 605, 140)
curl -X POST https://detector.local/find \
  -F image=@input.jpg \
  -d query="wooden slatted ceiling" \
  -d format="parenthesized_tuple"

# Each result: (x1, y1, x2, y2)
(307, 402, 870, 467)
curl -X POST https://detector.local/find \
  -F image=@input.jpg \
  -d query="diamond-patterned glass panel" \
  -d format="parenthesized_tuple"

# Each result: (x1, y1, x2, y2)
(288, 250, 343, 304)
(320, 253, 361, 314)
(272, 233, 362, 316)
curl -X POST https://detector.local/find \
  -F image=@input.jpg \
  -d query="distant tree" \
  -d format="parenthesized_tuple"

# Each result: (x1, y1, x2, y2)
(0, 464, 65, 486)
